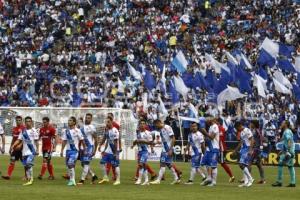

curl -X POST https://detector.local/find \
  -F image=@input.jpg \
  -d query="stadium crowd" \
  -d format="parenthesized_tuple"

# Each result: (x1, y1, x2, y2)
(1, 0, 300, 144)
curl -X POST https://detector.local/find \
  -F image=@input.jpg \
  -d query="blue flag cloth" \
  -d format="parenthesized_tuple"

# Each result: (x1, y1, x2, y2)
(277, 59, 295, 72)
(258, 67, 268, 80)
(257, 49, 276, 67)
(171, 51, 188, 73)
(279, 43, 295, 58)
(293, 84, 300, 101)
(168, 80, 180, 104)
(205, 70, 217, 89)
(192, 72, 209, 90)
(156, 56, 164, 72)
(144, 69, 156, 90)
(182, 72, 194, 88)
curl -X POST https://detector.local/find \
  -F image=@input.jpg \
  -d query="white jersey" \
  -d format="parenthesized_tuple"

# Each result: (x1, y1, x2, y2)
(104, 127, 120, 154)
(61, 127, 84, 151)
(0, 124, 4, 135)
(158, 125, 174, 153)
(188, 131, 204, 156)
(206, 123, 220, 151)
(81, 124, 96, 147)
(18, 128, 39, 156)
(240, 128, 253, 149)
(134, 130, 152, 152)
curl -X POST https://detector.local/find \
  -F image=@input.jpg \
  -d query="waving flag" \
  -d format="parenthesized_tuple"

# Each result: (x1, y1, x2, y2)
(160, 64, 167, 94)
(257, 49, 276, 67)
(253, 74, 268, 98)
(239, 53, 253, 69)
(260, 37, 279, 58)
(277, 59, 295, 72)
(188, 103, 198, 118)
(143, 69, 156, 90)
(294, 56, 300, 72)
(173, 75, 189, 98)
(168, 80, 180, 104)
(273, 78, 291, 94)
(128, 62, 142, 81)
(158, 96, 168, 117)
(226, 51, 239, 66)
(217, 86, 246, 105)
(156, 56, 164, 72)
(171, 51, 188, 73)
(258, 67, 268, 80)
(192, 72, 209, 90)
(279, 43, 294, 58)
(292, 84, 300, 101)
(273, 70, 292, 89)
(205, 53, 230, 74)
(182, 72, 194, 88)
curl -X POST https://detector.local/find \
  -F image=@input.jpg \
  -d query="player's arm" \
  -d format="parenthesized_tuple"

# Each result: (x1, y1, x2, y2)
(200, 128, 215, 140)
(10, 139, 22, 154)
(92, 133, 98, 156)
(185, 142, 190, 155)
(201, 142, 206, 154)
(248, 136, 254, 155)
(113, 138, 118, 159)
(168, 135, 175, 156)
(35, 139, 39, 156)
(60, 140, 66, 157)
(98, 134, 107, 152)
(233, 140, 242, 155)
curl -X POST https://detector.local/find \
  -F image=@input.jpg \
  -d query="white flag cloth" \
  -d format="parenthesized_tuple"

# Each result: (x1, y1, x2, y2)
(294, 56, 300, 72)
(189, 103, 198, 118)
(173, 76, 189, 98)
(158, 96, 168, 117)
(117, 78, 124, 93)
(273, 78, 291, 94)
(205, 53, 230, 74)
(128, 62, 142, 81)
(236, 53, 253, 69)
(253, 74, 267, 98)
(226, 51, 239, 66)
(142, 92, 148, 111)
(217, 86, 246, 105)
(172, 51, 188, 73)
(260, 37, 279, 58)
(178, 116, 199, 123)
(273, 70, 292, 89)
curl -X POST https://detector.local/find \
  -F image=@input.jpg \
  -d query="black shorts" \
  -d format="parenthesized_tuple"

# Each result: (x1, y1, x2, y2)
(42, 150, 52, 161)
(10, 150, 22, 162)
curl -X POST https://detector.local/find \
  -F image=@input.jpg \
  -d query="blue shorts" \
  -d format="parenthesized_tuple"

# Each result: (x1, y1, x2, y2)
(191, 154, 202, 168)
(100, 153, 120, 167)
(201, 151, 219, 168)
(22, 155, 35, 167)
(138, 151, 148, 164)
(66, 150, 78, 167)
(80, 146, 94, 164)
(239, 150, 251, 166)
(160, 152, 173, 165)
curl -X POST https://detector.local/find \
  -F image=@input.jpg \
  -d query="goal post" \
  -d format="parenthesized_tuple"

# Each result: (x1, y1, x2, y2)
(0, 107, 138, 160)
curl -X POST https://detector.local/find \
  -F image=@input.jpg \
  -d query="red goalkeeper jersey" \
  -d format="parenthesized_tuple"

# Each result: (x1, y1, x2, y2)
(12, 125, 25, 144)
(39, 125, 56, 151)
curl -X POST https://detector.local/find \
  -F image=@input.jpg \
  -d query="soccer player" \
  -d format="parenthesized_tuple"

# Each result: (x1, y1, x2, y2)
(60, 116, 85, 186)
(0, 122, 5, 154)
(38, 117, 57, 180)
(234, 122, 254, 187)
(217, 118, 235, 183)
(2, 116, 26, 180)
(249, 120, 266, 184)
(98, 116, 121, 185)
(131, 119, 153, 185)
(272, 120, 296, 187)
(78, 113, 98, 185)
(185, 122, 206, 184)
(10, 116, 39, 186)
(150, 119, 181, 185)
(200, 118, 220, 187)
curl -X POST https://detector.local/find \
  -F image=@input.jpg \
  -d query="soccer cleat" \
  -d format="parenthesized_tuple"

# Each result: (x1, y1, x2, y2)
(38, 175, 43, 180)
(286, 184, 296, 187)
(184, 180, 194, 185)
(62, 174, 70, 180)
(257, 180, 266, 184)
(77, 180, 84, 185)
(98, 177, 109, 184)
(135, 180, 142, 185)
(141, 181, 150, 186)
(150, 174, 157, 181)
(132, 177, 138, 181)
(2, 175, 10, 180)
(23, 179, 33, 186)
(48, 176, 55, 180)
(150, 179, 161, 185)
(200, 179, 211, 186)
(202, 177, 207, 181)
(246, 178, 254, 187)
(113, 180, 121, 186)
(91, 175, 98, 184)
(207, 183, 216, 187)
(177, 172, 182, 180)
(170, 179, 181, 185)
(238, 179, 244, 183)
(238, 183, 248, 188)
(67, 180, 76, 186)
(272, 182, 282, 187)
(229, 176, 235, 183)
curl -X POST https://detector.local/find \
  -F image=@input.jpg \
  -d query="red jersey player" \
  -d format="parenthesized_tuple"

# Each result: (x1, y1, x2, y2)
(38, 117, 57, 180)
(217, 118, 235, 183)
(2, 116, 26, 180)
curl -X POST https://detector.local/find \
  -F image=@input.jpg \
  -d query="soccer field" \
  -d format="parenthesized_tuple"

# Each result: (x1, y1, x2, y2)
(0, 156, 299, 200)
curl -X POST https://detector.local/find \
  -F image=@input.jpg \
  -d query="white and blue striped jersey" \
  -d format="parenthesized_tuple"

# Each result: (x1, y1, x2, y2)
(188, 131, 204, 156)
(134, 130, 152, 152)
(104, 127, 120, 154)
(61, 128, 84, 151)
(158, 125, 174, 153)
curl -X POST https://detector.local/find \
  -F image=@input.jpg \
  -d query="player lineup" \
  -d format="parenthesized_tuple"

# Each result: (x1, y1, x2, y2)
(0, 113, 296, 187)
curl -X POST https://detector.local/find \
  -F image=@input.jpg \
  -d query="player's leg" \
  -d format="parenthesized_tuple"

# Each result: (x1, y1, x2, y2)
(66, 150, 77, 186)
(150, 153, 166, 184)
(219, 151, 234, 182)
(255, 156, 265, 184)
(207, 152, 218, 186)
(2, 150, 21, 179)
(200, 152, 211, 185)
(38, 151, 48, 179)
(145, 163, 157, 180)
(272, 153, 285, 187)
(287, 155, 296, 187)
(46, 151, 55, 179)
(166, 154, 179, 185)
(112, 153, 120, 185)
(99, 153, 110, 183)
(23, 155, 34, 186)
(238, 153, 253, 187)
(185, 155, 199, 184)
(171, 163, 182, 179)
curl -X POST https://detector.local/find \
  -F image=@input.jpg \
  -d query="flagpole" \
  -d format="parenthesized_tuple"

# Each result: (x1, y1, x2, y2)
(177, 108, 185, 162)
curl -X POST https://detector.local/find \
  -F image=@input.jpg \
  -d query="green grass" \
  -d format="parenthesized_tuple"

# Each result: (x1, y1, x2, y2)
(0, 156, 299, 200)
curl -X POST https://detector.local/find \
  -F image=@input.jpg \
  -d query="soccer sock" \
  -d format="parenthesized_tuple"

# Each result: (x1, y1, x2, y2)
(7, 163, 15, 177)
(243, 167, 252, 181)
(243, 172, 248, 184)
(145, 164, 156, 176)
(112, 166, 116, 179)
(69, 168, 75, 182)
(138, 168, 144, 182)
(189, 168, 196, 181)
(288, 167, 296, 184)
(198, 167, 206, 178)
(89, 168, 95, 177)
(207, 168, 212, 181)
(143, 168, 149, 182)
(106, 163, 111, 175)
(277, 165, 283, 183)
(81, 165, 89, 180)
(171, 167, 179, 181)
(212, 168, 217, 184)
(172, 164, 182, 175)
(257, 164, 265, 180)
(157, 167, 166, 181)
(48, 163, 54, 177)
(115, 167, 120, 181)
(40, 163, 47, 176)
(135, 166, 139, 178)
(221, 163, 233, 177)
(101, 164, 108, 178)
(26, 167, 33, 180)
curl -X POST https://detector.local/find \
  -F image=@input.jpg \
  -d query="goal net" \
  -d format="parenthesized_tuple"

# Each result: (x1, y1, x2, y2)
(0, 107, 138, 160)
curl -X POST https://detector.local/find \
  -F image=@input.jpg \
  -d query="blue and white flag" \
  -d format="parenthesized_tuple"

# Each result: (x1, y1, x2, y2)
(171, 50, 188, 73)
(260, 37, 279, 58)
(253, 74, 268, 98)
(173, 75, 189, 98)
(128, 62, 142, 81)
